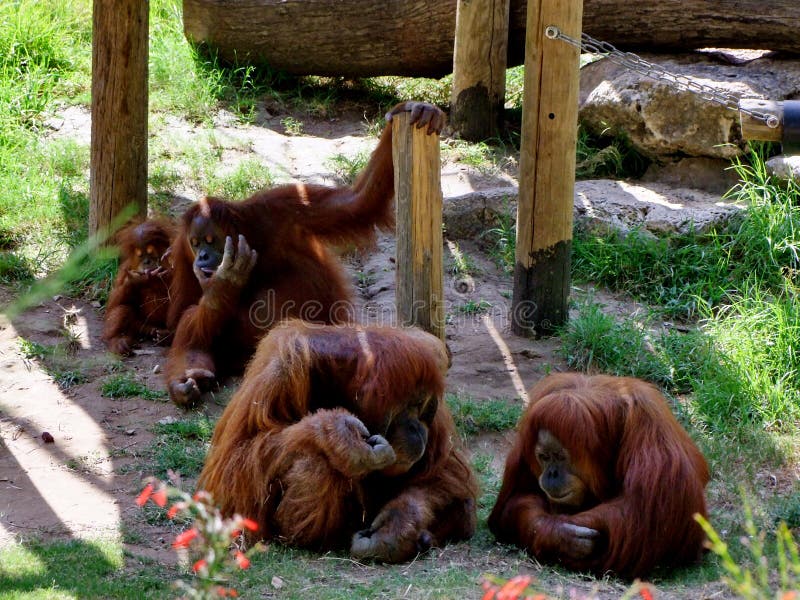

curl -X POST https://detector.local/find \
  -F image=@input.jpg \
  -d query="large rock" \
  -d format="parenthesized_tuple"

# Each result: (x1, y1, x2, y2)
(580, 52, 800, 161)
(573, 180, 743, 236)
(443, 181, 744, 240)
(767, 155, 800, 181)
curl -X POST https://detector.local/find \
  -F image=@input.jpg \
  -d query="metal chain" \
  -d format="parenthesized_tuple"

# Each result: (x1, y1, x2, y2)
(545, 26, 780, 128)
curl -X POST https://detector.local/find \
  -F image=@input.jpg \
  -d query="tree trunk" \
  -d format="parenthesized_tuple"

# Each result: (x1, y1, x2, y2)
(183, 0, 800, 78)
(91, 0, 148, 238)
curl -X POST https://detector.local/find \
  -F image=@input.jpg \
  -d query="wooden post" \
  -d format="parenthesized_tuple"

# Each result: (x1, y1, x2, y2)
(90, 0, 149, 238)
(450, 0, 511, 141)
(511, 0, 583, 337)
(393, 114, 445, 341)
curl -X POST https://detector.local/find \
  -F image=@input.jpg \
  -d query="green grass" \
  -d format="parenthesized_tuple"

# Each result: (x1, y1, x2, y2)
(204, 157, 275, 199)
(0, 539, 170, 599)
(325, 150, 370, 185)
(101, 374, 167, 401)
(559, 299, 672, 386)
(149, 414, 215, 479)
(17, 337, 92, 390)
(481, 198, 517, 274)
(575, 125, 650, 180)
(442, 139, 497, 172)
(573, 149, 800, 320)
(0, 1, 92, 279)
(446, 241, 480, 278)
(452, 299, 493, 315)
(562, 291, 800, 433)
(446, 394, 523, 437)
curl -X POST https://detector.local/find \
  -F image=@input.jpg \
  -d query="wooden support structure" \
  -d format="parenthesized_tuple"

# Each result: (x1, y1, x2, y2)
(90, 0, 149, 238)
(450, 0, 511, 141)
(393, 114, 445, 341)
(511, 0, 582, 337)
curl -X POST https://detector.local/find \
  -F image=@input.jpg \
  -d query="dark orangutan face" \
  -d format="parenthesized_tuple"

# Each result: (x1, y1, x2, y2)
(379, 392, 438, 476)
(130, 226, 170, 274)
(188, 215, 227, 281)
(535, 429, 589, 511)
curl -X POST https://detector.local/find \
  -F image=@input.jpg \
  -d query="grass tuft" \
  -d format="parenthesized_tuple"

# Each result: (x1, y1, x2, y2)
(446, 394, 522, 437)
(101, 374, 167, 401)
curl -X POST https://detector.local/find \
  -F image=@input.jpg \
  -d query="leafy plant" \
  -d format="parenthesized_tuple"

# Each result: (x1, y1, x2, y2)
(136, 479, 265, 599)
(325, 150, 369, 185)
(697, 508, 800, 599)
(281, 116, 304, 136)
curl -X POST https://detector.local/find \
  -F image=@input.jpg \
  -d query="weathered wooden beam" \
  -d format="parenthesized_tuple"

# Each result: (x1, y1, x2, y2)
(90, 0, 148, 238)
(511, 0, 582, 337)
(450, 0, 511, 141)
(393, 113, 445, 341)
(183, 0, 800, 79)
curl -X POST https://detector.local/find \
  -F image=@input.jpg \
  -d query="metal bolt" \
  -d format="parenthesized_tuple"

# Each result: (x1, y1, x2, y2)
(545, 26, 559, 39)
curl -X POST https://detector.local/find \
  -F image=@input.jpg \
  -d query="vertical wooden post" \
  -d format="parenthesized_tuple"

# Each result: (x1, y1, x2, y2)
(90, 0, 149, 238)
(450, 0, 511, 141)
(393, 114, 445, 341)
(511, 0, 583, 337)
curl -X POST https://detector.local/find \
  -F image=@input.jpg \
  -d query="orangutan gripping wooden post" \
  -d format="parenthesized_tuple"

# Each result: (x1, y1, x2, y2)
(164, 102, 446, 407)
(197, 321, 478, 563)
(489, 373, 709, 579)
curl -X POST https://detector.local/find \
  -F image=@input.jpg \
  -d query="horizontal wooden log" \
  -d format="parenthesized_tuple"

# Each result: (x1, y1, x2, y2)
(183, 0, 800, 78)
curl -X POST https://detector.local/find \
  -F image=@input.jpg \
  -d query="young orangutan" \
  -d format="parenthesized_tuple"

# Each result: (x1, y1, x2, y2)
(102, 218, 175, 356)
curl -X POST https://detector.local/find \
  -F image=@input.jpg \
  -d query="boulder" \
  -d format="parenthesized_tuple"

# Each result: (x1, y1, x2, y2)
(442, 181, 744, 240)
(579, 52, 800, 161)
(766, 155, 800, 181)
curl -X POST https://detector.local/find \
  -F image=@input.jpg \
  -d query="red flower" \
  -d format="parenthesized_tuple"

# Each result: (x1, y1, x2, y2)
(481, 585, 497, 600)
(231, 529, 241, 539)
(135, 483, 154, 507)
(193, 490, 211, 503)
(151, 486, 167, 507)
(239, 517, 259, 532)
(167, 502, 185, 519)
(497, 576, 532, 600)
(192, 559, 207, 573)
(172, 527, 199, 549)
(216, 587, 238, 598)
(640, 588, 655, 600)
(234, 550, 251, 570)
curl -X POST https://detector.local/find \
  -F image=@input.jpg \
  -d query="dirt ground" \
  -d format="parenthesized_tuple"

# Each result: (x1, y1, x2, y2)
(0, 105, 731, 598)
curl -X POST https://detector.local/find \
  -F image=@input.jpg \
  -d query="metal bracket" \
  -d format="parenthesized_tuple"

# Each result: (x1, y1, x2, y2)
(783, 100, 800, 155)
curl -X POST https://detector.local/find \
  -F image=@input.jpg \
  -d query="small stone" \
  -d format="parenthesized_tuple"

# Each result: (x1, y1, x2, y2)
(158, 416, 177, 426)
(125, 429, 136, 436)
(152, 364, 162, 375)
(271, 576, 284, 589)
